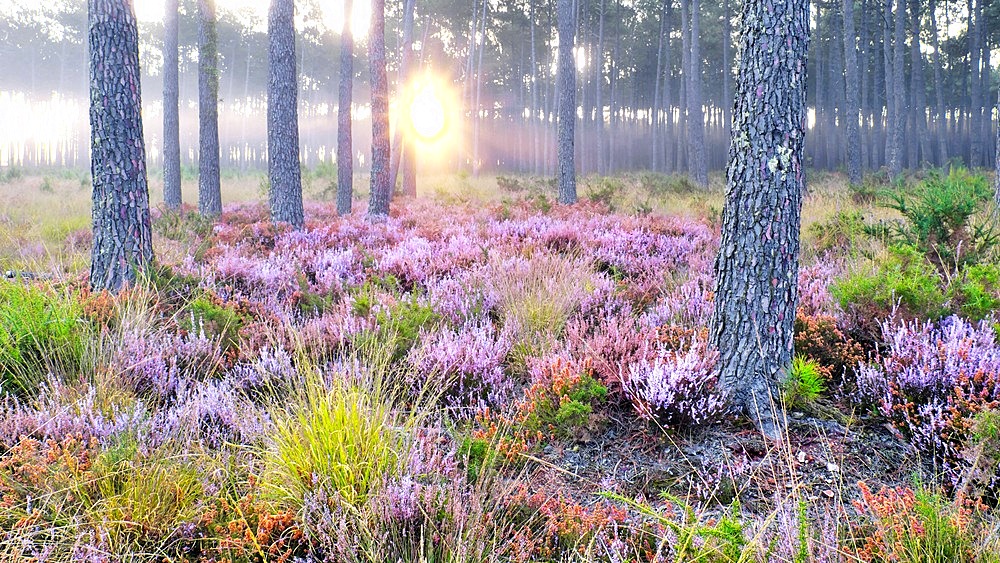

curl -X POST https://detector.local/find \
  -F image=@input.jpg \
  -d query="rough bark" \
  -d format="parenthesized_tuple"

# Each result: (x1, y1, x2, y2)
(368, 0, 392, 218)
(908, 0, 930, 167)
(711, 0, 809, 437)
(891, 0, 905, 174)
(162, 0, 181, 209)
(722, 0, 731, 131)
(267, 0, 303, 228)
(843, 0, 862, 185)
(197, 0, 221, 216)
(556, 0, 577, 204)
(89, 0, 154, 292)
(687, 0, 708, 187)
(337, 0, 354, 215)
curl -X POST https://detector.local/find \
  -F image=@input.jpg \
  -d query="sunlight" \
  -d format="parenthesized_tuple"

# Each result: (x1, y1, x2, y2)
(132, 0, 370, 37)
(409, 79, 446, 142)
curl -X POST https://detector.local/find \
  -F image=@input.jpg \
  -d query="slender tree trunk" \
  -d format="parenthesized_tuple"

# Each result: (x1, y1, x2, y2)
(89, 0, 154, 292)
(687, 0, 707, 187)
(652, 0, 666, 171)
(995, 87, 1000, 204)
(843, 0, 862, 185)
(368, 0, 391, 218)
(929, 0, 947, 165)
(389, 0, 417, 195)
(883, 0, 896, 173)
(679, 0, 690, 172)
(267, 0, 303, 227)
(530, 0, 541, 174)
(472, 0, 487, 175)
(163, 0, 181, 209)
(198, 0, 221, 216)
(891, 0, 906, 174)
(711, 0, 809, 437)
(337, 0, 354, 215)
(595, 0, 606, 175)
(556, 0, 577, 204)
(909, 0, 930, 168)
(968, 0, 983, 167)
(722, 0, 731, 131)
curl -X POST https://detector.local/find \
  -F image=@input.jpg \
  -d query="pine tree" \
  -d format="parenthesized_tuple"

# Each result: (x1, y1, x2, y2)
(162, 0, 181, 209)
(88, 0, 154, 291)
(336, 0, 354, 216)
(198, 0, 222, 216)
(368, 0, 392, 218)
(556, 0, 577, 204)
(267, 0, 304, 227)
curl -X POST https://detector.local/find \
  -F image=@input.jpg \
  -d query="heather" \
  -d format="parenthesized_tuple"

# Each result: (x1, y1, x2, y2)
(4, 172, 1000, 560)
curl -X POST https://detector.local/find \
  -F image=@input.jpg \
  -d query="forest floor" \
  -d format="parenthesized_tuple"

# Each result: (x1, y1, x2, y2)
(0, 167, 998, 561)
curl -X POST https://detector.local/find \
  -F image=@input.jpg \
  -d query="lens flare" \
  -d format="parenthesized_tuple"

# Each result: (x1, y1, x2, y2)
(409, 80, 446, 142)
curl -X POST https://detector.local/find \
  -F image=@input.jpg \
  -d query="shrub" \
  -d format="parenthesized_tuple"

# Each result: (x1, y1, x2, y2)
(408, 321, 514, 411)
(950, 263, 1000, 321)
(878, 167, 996, 273)
(0, 281, 83, 396)
(831, 245, 947, 341)
(518, 359, 608, 440)
(807, 210, 867, 255)
(178, 294, 246, 357)
(622, 333, 727, 428)
(855, 316, 1000, 487)
(793, 311, 864, 385)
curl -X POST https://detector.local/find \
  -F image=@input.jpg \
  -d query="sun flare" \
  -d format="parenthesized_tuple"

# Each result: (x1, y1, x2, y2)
(408, 79, 447, 142)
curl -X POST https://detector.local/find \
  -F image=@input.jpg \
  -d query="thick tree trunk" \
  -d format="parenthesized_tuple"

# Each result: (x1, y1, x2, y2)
(556, 0, 576, 204)
(89, 0, 154, 292)
(337, 0, 354, 215)
(198, 0, 221, 216)
(711, 0, 809, 437)
(843, 0, 862, 185)
(686, 0, 708, 187)
(368, 0, 392, 218)
(929, 0, 947, 165)
(162, 0, 181, 209)
(267, 0, 303, 227)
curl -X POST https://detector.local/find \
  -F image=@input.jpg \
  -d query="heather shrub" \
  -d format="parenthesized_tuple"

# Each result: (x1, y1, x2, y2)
(831, 245, 948, 340)
(518, 358, 608, 440)
(566, 310, 654, 394)
(855, 316, 1000, 487)
(793, 311, 865, 385)
(408, 321, 514, 411)
(0, 281, 83, 397)
(622, 333, 727, 428)
(950, 263, 1000, 321)
(178, 293, 247, 354)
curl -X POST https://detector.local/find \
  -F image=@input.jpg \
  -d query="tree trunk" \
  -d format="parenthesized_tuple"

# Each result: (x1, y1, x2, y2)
(198, 0, 221, 216)
(368, 0, 391, 218)
(530, 0, 541, 174)
(711, 0, 809, 437)
(687, 0, 707, 187)
(882, 0, 897, 173)
(968, 0, 983, 167)
(843, 0, 862, 185)
(652, 0, 666, 171)
(995, 87, 999, 204)
(891, 0, 905, 174)
(89, 0, 154, 292)
(472, 0, 487, 175)
(163, 0, 181, 209)
(722, 0, 731, 131)
(909, 0, 930, 168)
(337, 0, 354, 215)
(929, 0, 947, 165)
(267, 0, 303, 227)
(556, 0, 577, 204)
(595, 0, 606, 175)
(402, 0, 418, 197)
(389, 0, 417, 197)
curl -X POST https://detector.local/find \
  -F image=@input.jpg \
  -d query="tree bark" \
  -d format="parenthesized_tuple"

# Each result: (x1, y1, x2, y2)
(908, 0, 930, 168)
(556, 0, 577, 204)
(162, 0, 181, 209)
(995, 87, 1000, 204)
(968, 0, 983, 167)
(267, 0, 303, 228)
(337, 0, 354, 215)
(711, 0, 809, 437)
(686, 0, 708, 187)
(198, 0, 221, 216)
(722, 0, 731, 131)
(89, 0, 154, 292)
(891, 0, 905, 174)
(368, 0, 392, 218)
(843, 0, 862, 185)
